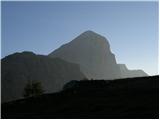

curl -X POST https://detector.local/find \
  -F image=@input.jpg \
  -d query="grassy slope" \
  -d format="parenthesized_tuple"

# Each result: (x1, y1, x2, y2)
(2, 75, 159, 119)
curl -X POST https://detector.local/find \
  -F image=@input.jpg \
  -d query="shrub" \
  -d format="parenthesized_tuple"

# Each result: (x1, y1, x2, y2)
(23, 80, 44, 97)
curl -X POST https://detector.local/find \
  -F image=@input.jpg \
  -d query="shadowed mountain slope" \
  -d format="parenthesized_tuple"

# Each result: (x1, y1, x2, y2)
(2, 52, 85, 102)
(118, 64, 148, 78)
(49, 30, 148, 79)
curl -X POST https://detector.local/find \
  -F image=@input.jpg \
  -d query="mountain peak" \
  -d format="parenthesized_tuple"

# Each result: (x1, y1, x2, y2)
(81, 30, 104, 37)
(83, 30, 96, 34)
(49, 31, 148, 79)
(72, 30, 109, 46)
(49, 31, 118, 79)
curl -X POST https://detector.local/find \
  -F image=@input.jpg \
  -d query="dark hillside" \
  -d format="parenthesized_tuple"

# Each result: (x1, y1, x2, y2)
(2, 52, 85, 102)
(2, 75, 159, 119)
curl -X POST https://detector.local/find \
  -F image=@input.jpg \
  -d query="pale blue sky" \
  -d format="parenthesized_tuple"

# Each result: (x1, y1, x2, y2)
(1, 1, 158, 75)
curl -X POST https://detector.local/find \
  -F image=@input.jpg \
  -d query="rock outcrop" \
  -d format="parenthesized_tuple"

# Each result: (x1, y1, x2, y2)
(118, 64, 148, 78)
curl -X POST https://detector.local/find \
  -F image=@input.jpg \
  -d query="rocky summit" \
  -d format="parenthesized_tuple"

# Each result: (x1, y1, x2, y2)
(49, 30, 148, 79)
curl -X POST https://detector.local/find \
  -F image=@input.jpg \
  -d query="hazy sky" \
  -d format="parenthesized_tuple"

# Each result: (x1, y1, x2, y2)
(2, 1, 158, 75)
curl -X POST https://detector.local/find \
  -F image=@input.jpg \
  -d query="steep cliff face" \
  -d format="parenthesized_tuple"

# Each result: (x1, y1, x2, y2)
(49, 31, 121, 79)
(2, 52, 85, 102)
(49, 31, 148, 79)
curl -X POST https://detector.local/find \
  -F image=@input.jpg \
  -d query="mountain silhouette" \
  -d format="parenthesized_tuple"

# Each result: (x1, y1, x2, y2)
(1, 31, 158, 119)
(49, 30, 148, 79)
(2, 52, 85, 102)
(2, 30, 148, 102)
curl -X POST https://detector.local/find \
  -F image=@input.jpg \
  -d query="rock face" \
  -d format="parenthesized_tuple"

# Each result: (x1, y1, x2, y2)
(49, 31, 121, 79)
(118, 64, 148, 78)
(49, 30, 148, 79)
(2, 52, 85, 102)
